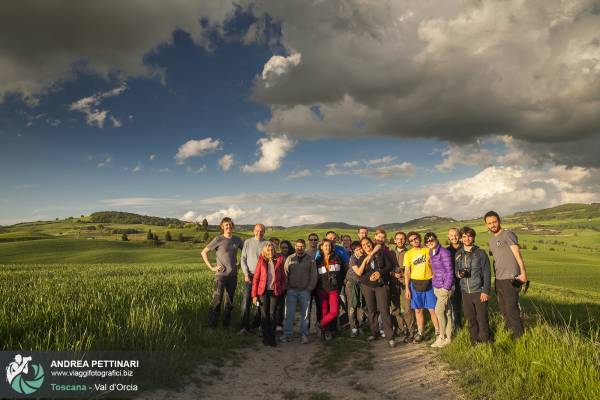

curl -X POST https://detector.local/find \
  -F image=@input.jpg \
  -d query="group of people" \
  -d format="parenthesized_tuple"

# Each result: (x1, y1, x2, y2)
(201, 211, 528, 348)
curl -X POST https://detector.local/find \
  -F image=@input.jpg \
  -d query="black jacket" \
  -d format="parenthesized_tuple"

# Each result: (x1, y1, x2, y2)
(315, 253, 343, 291)
(358, 251, 392, 288)
(454, 245, 491, 294)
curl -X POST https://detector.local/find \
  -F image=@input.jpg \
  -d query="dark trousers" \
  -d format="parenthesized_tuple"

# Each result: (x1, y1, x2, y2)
(451, 279, 463, 329)
(208, 274, 237, 328)
(496, 279, 524, 338)
(308, 289, 322, 329)
(462, 291, 490, 344)
(389, 281, 417, 335)
(260, 290, 282, 345)
(338, 285, 349, 329)
(276, 290, 286, 328)
(361, 284, 394, 339)
(240, 278, 261, 331)
(345, 280, 366, 330)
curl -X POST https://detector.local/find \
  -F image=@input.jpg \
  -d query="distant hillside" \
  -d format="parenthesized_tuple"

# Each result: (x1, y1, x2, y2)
(89, 211, 184, 227)
(375, 216, 457, 232)
(510, 203, 600, 221)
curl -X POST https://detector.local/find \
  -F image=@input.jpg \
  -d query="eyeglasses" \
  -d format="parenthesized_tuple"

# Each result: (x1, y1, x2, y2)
(425, 239, 435, 244)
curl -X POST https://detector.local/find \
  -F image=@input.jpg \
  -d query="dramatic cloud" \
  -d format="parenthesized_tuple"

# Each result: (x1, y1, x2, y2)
(218, 154, 234, 171)
(175, 137, 222, 164)
(0, 0, 237, 104)
(436, 140, 493, 172)
(251, 0, 600, 167)
(326, 157, 415, 178)
(242, 135, 295, 173)
(68, 83, 127, 128)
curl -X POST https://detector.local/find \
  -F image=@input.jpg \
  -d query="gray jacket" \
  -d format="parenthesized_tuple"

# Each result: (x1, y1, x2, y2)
(454, 245, 491, 295)
(285, 253, 318, 292)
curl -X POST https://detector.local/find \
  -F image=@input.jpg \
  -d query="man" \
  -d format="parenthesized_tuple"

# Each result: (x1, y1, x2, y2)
(306, 232, 319, 259)
(373, 229, 397, 337)
(390, 231, 417, 342)
(358, 226, 369, 241)
(280, 239, 318, 344)
(404, 231, 440, 343)
(455, 226, 491, 344)
(485, 211, 527, 339)
(239, 223, 267, 334)
(201, 217, 243, 328)
(447, 228, 463, 330)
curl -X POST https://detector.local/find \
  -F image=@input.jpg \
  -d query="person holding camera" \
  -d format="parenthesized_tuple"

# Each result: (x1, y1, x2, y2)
(404, 232, 440, 343)
(315, 239, 343, 340)
(455, 226, 491, 344)
(355, 237, 395, 347)
(485, 211, 527, 339)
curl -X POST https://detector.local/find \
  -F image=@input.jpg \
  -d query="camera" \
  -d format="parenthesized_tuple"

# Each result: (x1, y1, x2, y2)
(457, 268, 471, 278)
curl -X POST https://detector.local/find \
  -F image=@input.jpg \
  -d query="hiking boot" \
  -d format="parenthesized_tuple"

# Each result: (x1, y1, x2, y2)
(388, 339, 396, 348)
(279, 335, 291, 343)
(367, 335, 377, 342)
(301, 335, 309, 344)
(324, 331, 333, 341)
(380, 329, 386, 338)
(276, 325, 283, 333)
(351, 328, 359, 338)
(413, 333, 424, 343)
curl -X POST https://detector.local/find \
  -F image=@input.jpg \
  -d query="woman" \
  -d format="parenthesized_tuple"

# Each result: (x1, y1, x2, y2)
(315, 239, 343, 340)
(425, 232, 454, 348)
(252, 242, 286, 346)
(276, 239, 294, 331)
(354, 237, 396, 347)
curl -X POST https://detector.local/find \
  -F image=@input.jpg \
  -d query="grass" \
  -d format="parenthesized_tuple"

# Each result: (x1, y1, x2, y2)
(440, 284, 600, 400)
(0, 263, 254, 386)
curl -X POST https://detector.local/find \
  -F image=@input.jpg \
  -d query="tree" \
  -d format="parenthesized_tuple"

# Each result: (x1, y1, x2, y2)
(153, 233, 159, 241)
(165, 231, 172, 241)
(202, 218, 208, 232)
(178, 233, 184, 242)
(121, 233, 129, 241)
(147, 229, 153, 240)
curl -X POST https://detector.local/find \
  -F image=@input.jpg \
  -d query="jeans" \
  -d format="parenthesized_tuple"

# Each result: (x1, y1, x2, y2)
(240, 279, 261, 331)
(207, 274, 237, 328)
(284, 289, 311, 337)
(433, 287, 454, 339)
(496, 279, 524, 338)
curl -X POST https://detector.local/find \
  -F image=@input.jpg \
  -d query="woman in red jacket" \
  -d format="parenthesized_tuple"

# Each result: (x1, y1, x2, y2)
(315, 239, 343, 341)
(252, 242, 286, 346)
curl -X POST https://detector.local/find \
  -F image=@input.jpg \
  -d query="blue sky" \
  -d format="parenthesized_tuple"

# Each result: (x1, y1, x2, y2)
(1, 2, 599, 226)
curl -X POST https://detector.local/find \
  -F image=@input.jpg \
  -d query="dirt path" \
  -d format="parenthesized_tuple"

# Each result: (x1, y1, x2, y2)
(139, 332, 461, 400)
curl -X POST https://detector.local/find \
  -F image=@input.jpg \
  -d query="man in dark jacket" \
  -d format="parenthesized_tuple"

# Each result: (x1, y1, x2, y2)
(454, 226, 491, 344)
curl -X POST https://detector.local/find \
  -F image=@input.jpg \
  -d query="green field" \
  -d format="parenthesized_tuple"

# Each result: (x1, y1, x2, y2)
(1, 203, 599, 398)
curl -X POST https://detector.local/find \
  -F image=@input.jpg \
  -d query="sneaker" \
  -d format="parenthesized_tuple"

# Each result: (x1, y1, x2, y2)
(351, 328, 359, 338)
(380, 329, 386, 338)
(440, 337, 452, 347)
(237, 328, 248, 335)
(279, 335, 291, 343)
(276, 325, 283, 333)
(301, 335, 309, 344)
(388, 339, 396, 348)
(324, 331, 333, 341)
(413, 333, 424, 343)
(367, 335, 377, 342)
(430, 336, 444, 348)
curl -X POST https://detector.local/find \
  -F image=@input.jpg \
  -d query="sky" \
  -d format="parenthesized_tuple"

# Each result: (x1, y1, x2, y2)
(1, 0, 599, 227)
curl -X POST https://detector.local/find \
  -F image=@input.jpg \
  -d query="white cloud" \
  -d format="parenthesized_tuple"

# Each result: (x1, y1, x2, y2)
(186, 165, 207, 174)
(175, 137, 222, 164)
(132, 163, 142, 173)
(97, 155, 112, 168)
(435, 141, 493, 172)
(68, 83, 127, 128)
(286, 169, 312, 180)
(218, 154, 234, 171)
(110, 115, 123, 128)
(326, 157, 414, 178)
(260, 53, 302, 87)
(242, 135, 295, 173)
(149, 154, 156, 161)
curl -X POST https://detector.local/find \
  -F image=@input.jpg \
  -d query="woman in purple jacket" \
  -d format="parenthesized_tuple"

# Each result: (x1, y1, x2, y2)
(425, 232, 454, 348)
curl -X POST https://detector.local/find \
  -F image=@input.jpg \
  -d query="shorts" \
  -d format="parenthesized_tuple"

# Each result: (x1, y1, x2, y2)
(410, 282, 437, 309)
